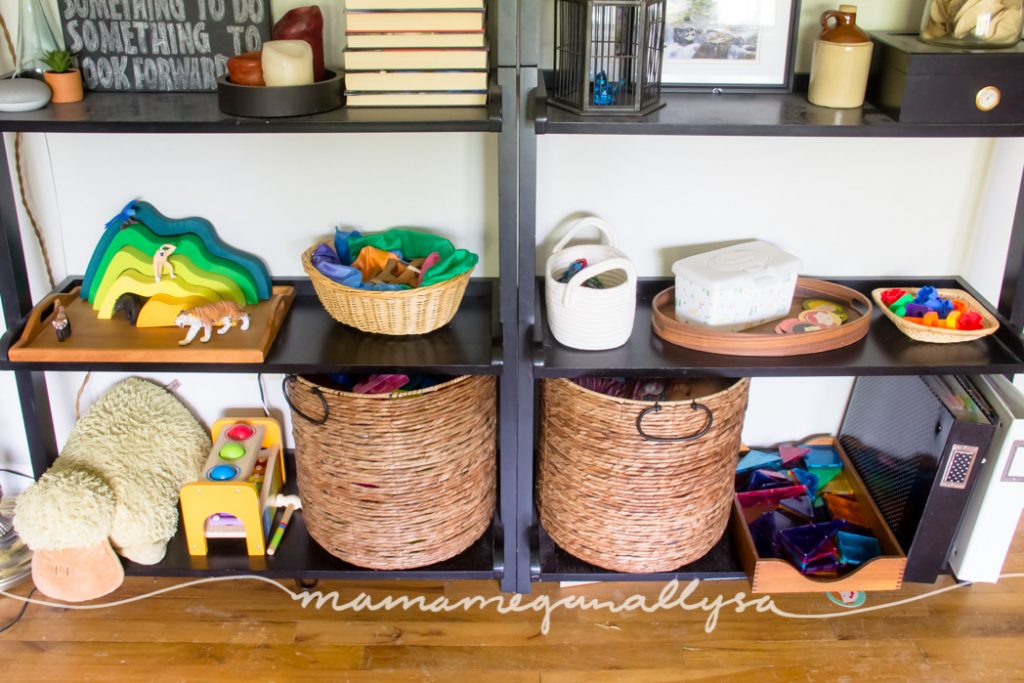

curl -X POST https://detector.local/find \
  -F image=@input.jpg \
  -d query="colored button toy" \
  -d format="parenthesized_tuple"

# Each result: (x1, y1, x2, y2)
(226, 423, 256, 441)
(219, 443, 246, 461)
(207, 464, 240, 481)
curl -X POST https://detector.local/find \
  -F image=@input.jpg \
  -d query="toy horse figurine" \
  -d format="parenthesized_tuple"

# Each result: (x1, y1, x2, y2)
(52, 302, 71, 342)
(112, 293, 146, 325)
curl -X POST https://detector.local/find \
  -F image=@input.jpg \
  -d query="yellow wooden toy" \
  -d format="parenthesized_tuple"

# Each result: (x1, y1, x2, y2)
(179, 417, 286, 556)
(96, 269, 220, 319)
(93, 245, 248, 310)
(135, 294, 211, 327)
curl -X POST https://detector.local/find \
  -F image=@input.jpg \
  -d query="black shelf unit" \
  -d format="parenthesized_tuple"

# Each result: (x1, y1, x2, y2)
(0, 86, 503, 134)
(533, 75, 1024, 138)
(2, 11, 1024, 596)
(535, 277, 1024, 378)
(125, 454, 502, 581)
(514, 52, 1024, 587)
(536, 526, 746, 583)
(0, 277, 503, 375)
(0, 67, 521, 591)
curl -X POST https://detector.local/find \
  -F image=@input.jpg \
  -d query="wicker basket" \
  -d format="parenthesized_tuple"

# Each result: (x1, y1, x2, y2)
(302, 243, 473, 335)
(285, 374, 496, 570)
(539, 377, 751, 573)
(871, 287, 1000, 343)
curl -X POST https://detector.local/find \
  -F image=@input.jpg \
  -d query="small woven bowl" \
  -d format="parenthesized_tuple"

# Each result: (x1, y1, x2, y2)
(871, 287, 999, 344)
(302, 243, 472, 336)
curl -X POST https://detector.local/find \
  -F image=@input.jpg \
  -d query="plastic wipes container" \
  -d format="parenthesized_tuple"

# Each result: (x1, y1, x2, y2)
(672, 241, 802, 332)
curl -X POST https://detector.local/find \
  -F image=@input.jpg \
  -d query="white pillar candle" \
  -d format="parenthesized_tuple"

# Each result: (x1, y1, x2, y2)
(261, 40, 314, 87)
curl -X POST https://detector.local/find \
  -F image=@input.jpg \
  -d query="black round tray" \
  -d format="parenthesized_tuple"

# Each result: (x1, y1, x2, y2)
(217, 69, 344, 118)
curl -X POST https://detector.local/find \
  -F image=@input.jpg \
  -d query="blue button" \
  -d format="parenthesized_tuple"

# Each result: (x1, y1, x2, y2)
(207, 464, 239, 481)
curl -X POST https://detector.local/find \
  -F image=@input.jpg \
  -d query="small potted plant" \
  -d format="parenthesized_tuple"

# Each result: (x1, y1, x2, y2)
(41, 49, 83, 104)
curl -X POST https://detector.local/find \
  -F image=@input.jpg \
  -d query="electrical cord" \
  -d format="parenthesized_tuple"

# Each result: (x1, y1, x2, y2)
(257, 373, 270, 417)
(0, 11, 57, 291)
(0, 469, 33, 479)
(0, 588, 34, 634)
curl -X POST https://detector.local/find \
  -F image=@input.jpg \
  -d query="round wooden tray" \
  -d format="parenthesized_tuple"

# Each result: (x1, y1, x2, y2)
(651, 278, 873, 357)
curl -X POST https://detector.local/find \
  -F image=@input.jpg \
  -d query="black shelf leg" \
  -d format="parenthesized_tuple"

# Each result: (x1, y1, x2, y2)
(999, 164, 1024, 329)
(516, 67, 541, 593)
(0, 134, 58, 477)
(497, 65, 519, 592)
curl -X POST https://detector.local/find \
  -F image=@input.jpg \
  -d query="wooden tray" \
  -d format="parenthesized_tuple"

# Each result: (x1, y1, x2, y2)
(871, 287, 999, 344)
(651, 278, 872, 357)
(732, 436, 907, 594)
(8, 286, 295, 364)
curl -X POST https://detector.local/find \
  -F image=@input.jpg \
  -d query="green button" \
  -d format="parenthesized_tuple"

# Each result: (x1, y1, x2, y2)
(219, 443, 246, 461)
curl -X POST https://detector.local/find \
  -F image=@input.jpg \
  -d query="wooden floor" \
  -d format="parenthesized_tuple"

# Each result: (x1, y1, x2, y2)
(2, 526, 1022, 682)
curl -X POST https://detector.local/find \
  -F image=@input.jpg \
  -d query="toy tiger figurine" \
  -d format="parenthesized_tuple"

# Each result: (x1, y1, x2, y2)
(175, 301, 250, 346)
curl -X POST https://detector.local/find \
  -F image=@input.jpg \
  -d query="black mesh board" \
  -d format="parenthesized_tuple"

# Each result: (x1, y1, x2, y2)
(839, 376, 994, 583)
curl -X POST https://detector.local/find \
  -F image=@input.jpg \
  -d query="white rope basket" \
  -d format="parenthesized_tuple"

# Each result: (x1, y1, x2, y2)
(545, 217, 637, 351)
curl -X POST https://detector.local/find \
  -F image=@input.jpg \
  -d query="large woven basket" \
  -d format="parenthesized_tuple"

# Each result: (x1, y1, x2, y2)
(302, 243, 473, 335)
(539, 377, 751, 573)
(285, 374, 496, 570)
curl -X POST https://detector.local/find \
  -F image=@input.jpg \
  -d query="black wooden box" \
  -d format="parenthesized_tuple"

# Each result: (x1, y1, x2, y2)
(867, 32, 1024, 124)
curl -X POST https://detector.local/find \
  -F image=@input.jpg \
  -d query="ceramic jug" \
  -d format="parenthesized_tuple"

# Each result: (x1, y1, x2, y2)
(808, 5, 874, 109)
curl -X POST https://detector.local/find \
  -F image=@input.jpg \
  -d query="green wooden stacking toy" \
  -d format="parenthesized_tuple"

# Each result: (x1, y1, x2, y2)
(82, 200, 272, 326)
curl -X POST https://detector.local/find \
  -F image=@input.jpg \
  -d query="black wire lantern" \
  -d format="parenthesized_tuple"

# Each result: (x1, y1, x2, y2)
(551, 0, 667, 115)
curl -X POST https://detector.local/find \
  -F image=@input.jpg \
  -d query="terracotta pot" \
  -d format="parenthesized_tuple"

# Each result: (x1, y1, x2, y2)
(43, 69, 83, 104)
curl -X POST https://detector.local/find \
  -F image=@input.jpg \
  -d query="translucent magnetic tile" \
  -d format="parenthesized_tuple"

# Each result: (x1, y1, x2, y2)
(742, 500, 777, 524)
(821, 470, 855, 498)
(779, 494, 814, 522)
(779, 445, 810, 467)
(737, 449, 782, 474)
(747, 468, 793, 491)
(779, 521, 840, 566)
(824, 493, 872, 528)
(749, 511, 780, 559)
(786, 468, 819, 500)
(737, 485, 807, 511)
(802, 446, 843, 470)
(811, 466, 843, 493)
(837, 531, 881, 566)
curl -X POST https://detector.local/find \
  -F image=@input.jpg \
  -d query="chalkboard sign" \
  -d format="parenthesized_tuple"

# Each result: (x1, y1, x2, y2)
(59, 0, 271, 92)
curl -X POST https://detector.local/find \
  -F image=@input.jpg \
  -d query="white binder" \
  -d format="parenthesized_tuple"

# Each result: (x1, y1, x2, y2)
(950, 375, 1024, 583)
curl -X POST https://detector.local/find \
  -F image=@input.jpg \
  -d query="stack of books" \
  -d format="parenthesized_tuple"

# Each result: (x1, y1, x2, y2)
(343, 0, 488, 107)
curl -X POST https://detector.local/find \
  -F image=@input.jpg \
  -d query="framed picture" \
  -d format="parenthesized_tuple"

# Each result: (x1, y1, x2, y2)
(661, 0, 800, 93)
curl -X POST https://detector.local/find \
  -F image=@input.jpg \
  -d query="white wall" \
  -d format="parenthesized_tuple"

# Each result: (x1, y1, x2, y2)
(537, 136, 1024, 445)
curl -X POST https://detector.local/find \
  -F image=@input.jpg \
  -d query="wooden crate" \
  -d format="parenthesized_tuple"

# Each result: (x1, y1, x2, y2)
(732, 436, 907, 594)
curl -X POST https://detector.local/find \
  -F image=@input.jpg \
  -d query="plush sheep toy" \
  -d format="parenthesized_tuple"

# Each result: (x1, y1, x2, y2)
(15, 377, 210, 602)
